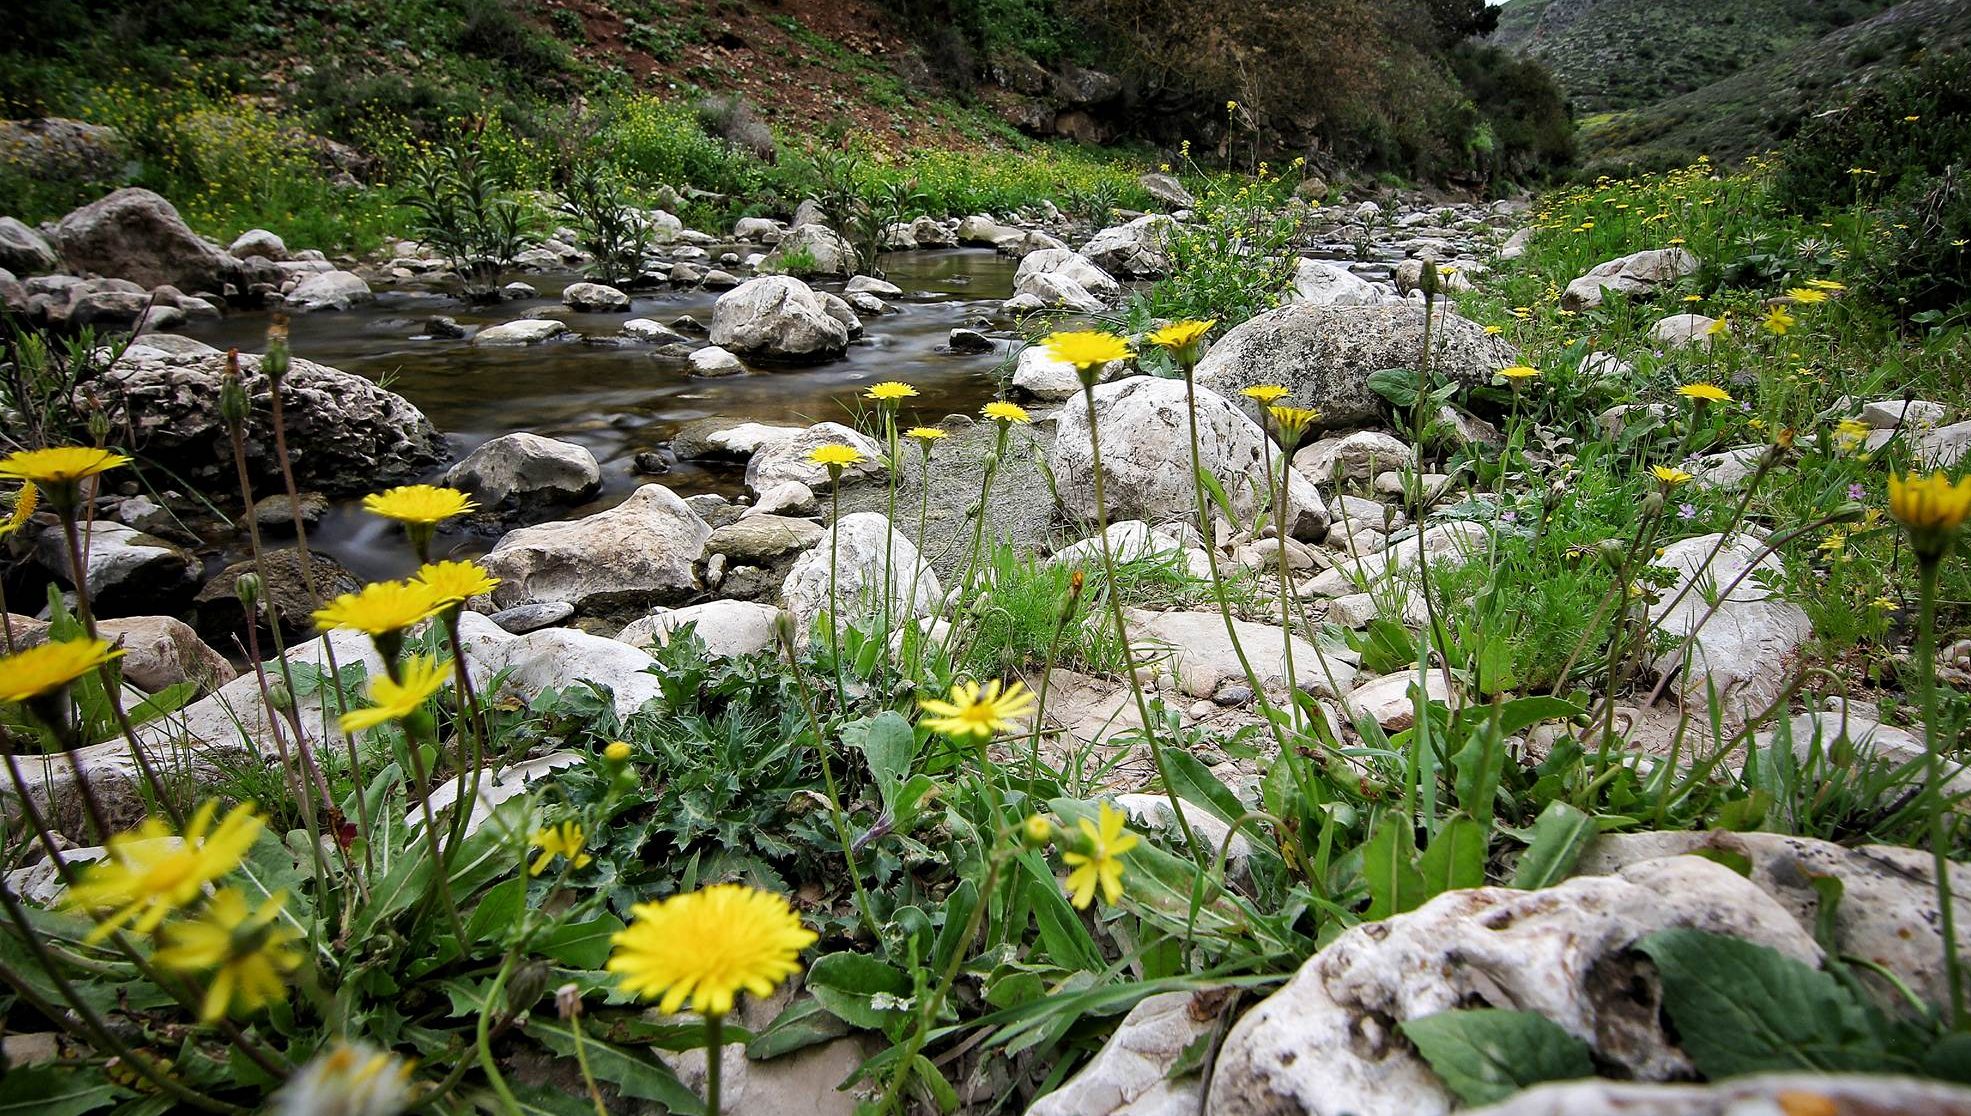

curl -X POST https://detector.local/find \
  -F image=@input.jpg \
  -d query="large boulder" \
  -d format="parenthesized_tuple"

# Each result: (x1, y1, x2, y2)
(781, 512, 943, 642)
(1645, 532, 1811, 721)
(194, 548, 362, 643)
(0, 118, 125, 182)
(479, 484, 711, 614)
(710, 276, 851, 363)
(1015, 248, 1121, 303)
(1081, 214, 1177, 279)
(1288, 259, 1384, 306)
(1137, 171, 1195, 209)
(96, 349, 446, 496)
(34, 522, 197, 616)
(1208, 856, 1822, 1116)
(1194, 302, 1520, 428)
(52, 188, 240, 294)
(744, 422, 885, 494)
(1050, 376, 1328, 540)
(765, 223, 859, 276)
(1561, 247, 1700, 311)
(442, 432, 602, 517)
(0, 217, 59, 275)
(284, 270, 372, 312)
(96, 616, 235, 695)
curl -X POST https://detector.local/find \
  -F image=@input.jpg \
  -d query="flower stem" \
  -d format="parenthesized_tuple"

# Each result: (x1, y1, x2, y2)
(1916, 558, 1965, 1031)
(703, 1011, 725, 1116)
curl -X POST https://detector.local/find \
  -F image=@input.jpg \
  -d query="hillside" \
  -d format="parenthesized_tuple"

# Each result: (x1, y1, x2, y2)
(1491, 0, 1894, 114)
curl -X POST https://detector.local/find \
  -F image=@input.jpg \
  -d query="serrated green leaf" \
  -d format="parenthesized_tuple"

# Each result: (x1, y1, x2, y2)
(1636, 928, 1885, 1078)
(1510, 801, 1595, 890)
(1400, 1008, 1593, 1106)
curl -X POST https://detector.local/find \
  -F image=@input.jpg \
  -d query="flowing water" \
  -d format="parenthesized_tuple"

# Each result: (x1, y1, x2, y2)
(179, 249, 1020, 580)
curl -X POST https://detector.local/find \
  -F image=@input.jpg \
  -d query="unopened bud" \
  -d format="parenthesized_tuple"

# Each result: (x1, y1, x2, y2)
(1641, 492, 1665, 517)
(1418, 258, 1440, 298)
(234, 571, 264, 607)
(603, 740, 632, 764)
(555, 982, 582, 1020)
(1020, 814, 1052, 848)
(86, 408, 110, 445)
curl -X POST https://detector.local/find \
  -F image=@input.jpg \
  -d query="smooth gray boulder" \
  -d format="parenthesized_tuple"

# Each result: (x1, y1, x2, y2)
(1561, 247, 1700, 311)
(780, 512, 943, 642)
(479, 484, 711, 614)
(561, 281, 631, 312)
(709, 276, 850, 362)
(285, 270, 372, 312)
(53, 188, 239, 294)
(0, 217, 59, 275)
(442, 432, 602, 515)
(1645, 532, 1811, 721)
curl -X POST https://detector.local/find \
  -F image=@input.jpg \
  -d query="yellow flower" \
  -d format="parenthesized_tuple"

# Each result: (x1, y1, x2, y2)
(1144, 319, 1216, 356)
(1043, 330, 1132, 371)
(1021, 814, 1052, 848)
(1226, 100, 1238, 111)
(1833, 418, 1872, 453)
(808, 444, 866, 471)
(1786, 287, 1829, 304)
(1240, 384, 1290, 404)
(982, 400, 1031, 425)
(607, 883, 817, 1016)
(0, 446, 130, 486)
(1871, 595, 1898, 611)
(278, 1043, 417, 1116)
(67, 801, 264, 942)
(0, 637, 122, 703)
(154, 889, 302, 1023)
(1497, 365, 1541, 381)
(1808, 279, 1847, 291)
(1483, 325, 1504, 335)
(313, 580, 442, 636)
(1817, 530, 1847, 558)
(1651, 465, 1693, 487)
(1705, 313, 1732, 337)
(0, 481, 37, 539)
(1061, 801, 1139, 909)
(1762, 306, 1795, 335)
(529, 820, 592, 876)
(1267, 405, 1321, 441)
(1906, 115, 1921, 123)
(1888, 471, 1971, 561)
(865, 381, 918, 403)
(413, 560, 499, 605)
(362, 485, 476, 526)
(919, 679, 1037, 742)
(339, 655, 452, 733)
(604, 740, 633, 763)
(1678, 383, 1732, 404)
(905, 426, 947, 444)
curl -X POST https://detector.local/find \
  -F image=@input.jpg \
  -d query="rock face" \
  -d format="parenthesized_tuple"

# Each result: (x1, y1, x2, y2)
(766, 223, 859, 276)
(480, 484, 711, 615)
(1051, 377, 1328, 540)
(1081, 214, 1177, 279)
(96, 349, 446, 496)
(284, 270, 372, 312)
(0, 217, 59, 275)
(1577, 830, 1971, 1018)
(1208, 856, 1821, 1116)
(1288, 259, 1384, 306)
(780, 512, 943, 642)
(1645, 532, 1810, 720)
(710, 276, 850, 362)
(1027, 990, 1217, 1116)
(34, 522, 196, 614)
(1561, 247, 1700, 311)
(442, 432, 602, 516)
(560, 281, 631, 312)
(744, 422, 885, 494)
(473, 319, 567, 346)
(53, 188, 240, 294)
(616, 599, 782, 658)
(1015, 248, 1121, 303)
(1195, 302, 1518, 428)
(1469, 1074, 1971, 1116)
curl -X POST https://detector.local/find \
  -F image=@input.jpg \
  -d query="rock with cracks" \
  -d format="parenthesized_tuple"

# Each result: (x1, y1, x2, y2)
(479, 484, 711, 615)
(52, 188, 240, 294)
(710, 276, 851, 362)
(780, 512, 943, 642)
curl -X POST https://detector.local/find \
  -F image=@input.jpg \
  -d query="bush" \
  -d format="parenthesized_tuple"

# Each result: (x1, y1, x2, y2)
(1772, 53, 1971, 216)
(1860, 166, 1971, 318)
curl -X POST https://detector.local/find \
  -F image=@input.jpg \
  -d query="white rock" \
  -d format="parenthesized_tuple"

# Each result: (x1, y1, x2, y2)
(1012, 345, 1107, 401)
(96, 615, 235, 695)
(560, 281, 631, 312)
(745, 480, 820, 519)
(1288, 259, 1384, 306)
(843, 275, 902, 298)
(780, 512, 943, 641)
(442, 432, 601, 511)
(622, 317, 690, 344)
(1916, 420, 1971, 468)
(744, 422, 885, 494)
(1647, 313, 1716, 350)
(284, 270, 372, 312)
(615, 600, 782, 658)
(35, 521, 193, 604)
(473, 319, 567, 346)
(1123, 608, 1355, 699)
(689, 345, 746, 376)
(710, 276, 849, 362)
(1561, 247, 1701, 311)
(1081, 214, 1177, 279)
(1344, 670, 1451, 730)
(457, 611, 662, 716)
(227, 228, 287, 261)
(1300, 520, 1487, 598)
(1208, 856, 1820, 1116)
(1293, 431, 1414, 484)
(1645, 532, 1811, 720)
(1113, 795, 1254, 867)
(1015, 248, 1121, 303)
(766, 223, 858, 276)
(1862, 398, 1946, 430)
(479, 484, 711, 612)
(1048, 521, 1189, 569)
(1470, 1074, 1971, 1116)
(1027, 990, 1215, 1116)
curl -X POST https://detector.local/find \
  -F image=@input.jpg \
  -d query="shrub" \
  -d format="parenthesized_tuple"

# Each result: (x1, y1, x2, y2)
(1772, 53, 1971, 216)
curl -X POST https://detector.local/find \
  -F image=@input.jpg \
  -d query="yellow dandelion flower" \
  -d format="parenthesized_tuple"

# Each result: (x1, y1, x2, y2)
(807, 444, 866, 471)
(1817, 530, 1847, 558)
(529, 820, 592, 876)
(1021, 814, 1052, 848)
(1144, 319, 1216, 357)
(865, 381, 918, 403)
(313, 580, 442, 636)
(154, 888, 302, 1023)
(1240, 384, 1290, 404)
(607, 883, 816, 1016)
(1651, 465, 1693, 487)
(1762, 306, 1795, 336)
(1786, 287, 1829, 304)
(1061, 801, 1139, 910)
(1833, 418, 1872, 453)
(0, 481, 37, 540)
(1043, 330, 1132, 371)
(0, 446, 130, 487)
(982, 400, 1031, 425)
(67, 801, 263, 942)
(905, 426, 946, 444)
(1483, 325, 1504, 335)
(604, 740, 633, 763)
(339, 655, 452, 733)
(919, 679, 1037, 742)
(1678, 383, 1732, 404)
(1497, 365, 1541, 381)
(1888, 471, 1971, 561)
(1808, 279, 1846, 291)
(362, 485, 476, 526)
(0, 637, 122, 703)
(414, 560, 499, 605)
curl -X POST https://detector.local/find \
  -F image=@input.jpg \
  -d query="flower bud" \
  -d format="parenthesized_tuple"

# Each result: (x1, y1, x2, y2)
(1418, 258, 1440, 298)
(235, 571, 264, 608)
(1020, 814, 1052, 848)
(604, 740, 632, 764)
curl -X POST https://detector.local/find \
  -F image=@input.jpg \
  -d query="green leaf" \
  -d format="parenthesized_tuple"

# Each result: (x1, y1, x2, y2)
(911, 1053, 959, 1114)
(1922, 1032, 1971, 1084)
(1416, 815, 1487, 899)
(0, 1066, 128, 1116)
(1451, 715, 1505, 827)
(1162, 748, 1253, 831)
(932, 879, 979, 974)
(1017, 850, 1105, 973)
(466, 877, 526, 943)
(805, 951, 912, 1031)
(1362, 815, 1427, 921)
(748, 996, 851, 1060)
(1511, 801, 1595, 890)
(528, 1018, 704, 1113)
(844, 711, 917, 815)
(536, 914, 625, 969)
(1635, 928, 1885, 1078)
(1366, 366, 1421, 409)
(1400, 1008, 1594, 1106)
